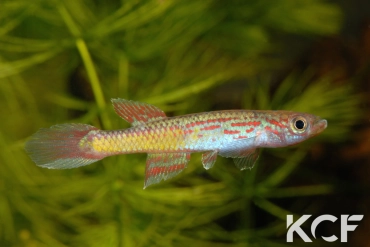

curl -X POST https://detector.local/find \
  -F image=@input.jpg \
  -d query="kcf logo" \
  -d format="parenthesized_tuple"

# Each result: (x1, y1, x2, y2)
(286, 214, 363, 242)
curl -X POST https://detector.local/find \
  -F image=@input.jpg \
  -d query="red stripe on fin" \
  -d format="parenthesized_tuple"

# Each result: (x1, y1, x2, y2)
(111, 98, 167, 127)
(25, 124, 105, 169)
(144, 152, 190, 188)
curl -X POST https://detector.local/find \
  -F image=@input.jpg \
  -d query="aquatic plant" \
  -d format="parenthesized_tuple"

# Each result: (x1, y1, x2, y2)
(0, 0, 362, 246)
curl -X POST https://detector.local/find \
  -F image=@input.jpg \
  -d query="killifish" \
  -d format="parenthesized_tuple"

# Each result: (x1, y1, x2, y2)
(25, 98, 327, 188)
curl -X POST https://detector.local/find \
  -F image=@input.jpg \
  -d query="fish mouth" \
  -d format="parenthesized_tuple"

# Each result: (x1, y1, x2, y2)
(312, 118, 327, 134)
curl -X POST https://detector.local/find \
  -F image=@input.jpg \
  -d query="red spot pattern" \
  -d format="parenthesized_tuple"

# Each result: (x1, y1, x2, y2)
(148, 164, 186, 176)
(231, 122, 247, 127)
(266, 119, 287, 129)
(224, 129, 240, 135)
(196, 121, 206, 126)
(200, 125, 221, 131)
(231, 121, 261, 127)
(245, 128, 254, 133)
(186, 121, 209, 128)
(207, 119, 218, 123)
(184, 117, 239, 130)
(219, 117, 237, 122)
(184, 129, 194, 135)
(205, 117, 237, 124)
(264, 126, 280, 135)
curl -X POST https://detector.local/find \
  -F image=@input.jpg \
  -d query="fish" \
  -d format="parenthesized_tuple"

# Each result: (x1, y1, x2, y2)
(25, 98, 327, 188)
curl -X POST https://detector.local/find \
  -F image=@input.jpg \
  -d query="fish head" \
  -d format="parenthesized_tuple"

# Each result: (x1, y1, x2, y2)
(283, 112, 327, 146)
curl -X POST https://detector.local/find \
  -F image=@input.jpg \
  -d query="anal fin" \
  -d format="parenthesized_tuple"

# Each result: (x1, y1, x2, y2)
(144, 152, 191, 188)
(201, 150, 218, 170)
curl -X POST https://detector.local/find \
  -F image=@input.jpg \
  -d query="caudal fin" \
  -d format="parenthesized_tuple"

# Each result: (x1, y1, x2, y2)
(25, 124, 105, 169)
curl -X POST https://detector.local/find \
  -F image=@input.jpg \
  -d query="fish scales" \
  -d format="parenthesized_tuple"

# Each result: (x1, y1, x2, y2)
(87, 110, 271, 154)
(25, 98, 327, 188)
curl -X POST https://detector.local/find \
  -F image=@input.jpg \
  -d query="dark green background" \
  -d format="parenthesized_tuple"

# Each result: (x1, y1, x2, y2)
(1, 0, 369, 246)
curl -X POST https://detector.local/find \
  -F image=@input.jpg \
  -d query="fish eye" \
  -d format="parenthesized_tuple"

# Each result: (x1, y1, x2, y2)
(291, 117, 307, 132)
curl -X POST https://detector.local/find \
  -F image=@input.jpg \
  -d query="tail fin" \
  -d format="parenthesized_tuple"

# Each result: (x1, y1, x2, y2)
(25, 124, 105, 169)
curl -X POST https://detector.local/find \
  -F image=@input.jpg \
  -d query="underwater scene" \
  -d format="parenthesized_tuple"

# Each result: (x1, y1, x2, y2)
(1, 0, 370, 246)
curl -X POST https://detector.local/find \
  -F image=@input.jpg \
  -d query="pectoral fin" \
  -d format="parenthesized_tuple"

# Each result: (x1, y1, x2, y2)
(201, 150, 218, 170)
(217, 136, 259, 170)
(233, 149, 259, 170)
(144, 152, 191, 188)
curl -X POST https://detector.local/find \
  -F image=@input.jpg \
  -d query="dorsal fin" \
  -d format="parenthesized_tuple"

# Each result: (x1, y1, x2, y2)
(111, 98, 167, 127)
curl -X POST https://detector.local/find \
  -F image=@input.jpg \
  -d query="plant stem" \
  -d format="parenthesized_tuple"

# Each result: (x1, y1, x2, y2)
(58, 3, 111, 128)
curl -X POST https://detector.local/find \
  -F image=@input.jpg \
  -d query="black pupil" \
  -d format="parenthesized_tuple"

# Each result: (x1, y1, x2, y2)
(295, 120, 305, 130)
